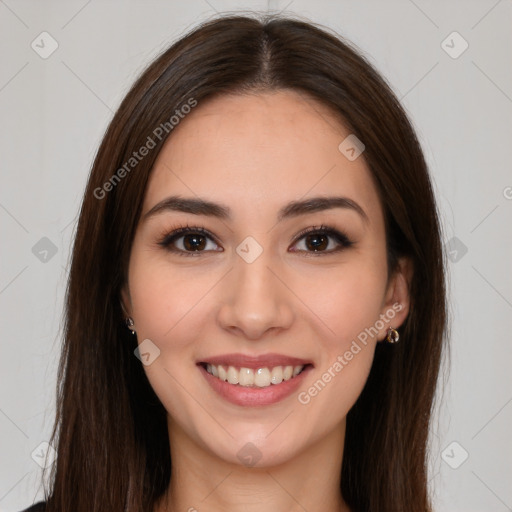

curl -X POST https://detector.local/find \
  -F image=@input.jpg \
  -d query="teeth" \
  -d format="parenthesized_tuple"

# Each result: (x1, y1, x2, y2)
(239, 367, 254, 386)
(209, 364, 218, 377)
(254, 368, 270, 387)
(218, 365, 227, 381)
(204, 363, 305, 388)
(271, 366, 283, 385)
(227, 366, 239, 385)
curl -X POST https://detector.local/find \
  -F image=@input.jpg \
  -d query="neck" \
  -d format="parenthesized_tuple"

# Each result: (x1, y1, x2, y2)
(155, 418, 351, 512)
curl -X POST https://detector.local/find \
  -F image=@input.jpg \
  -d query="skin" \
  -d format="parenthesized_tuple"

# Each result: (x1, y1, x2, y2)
(121, 90, 412, 512)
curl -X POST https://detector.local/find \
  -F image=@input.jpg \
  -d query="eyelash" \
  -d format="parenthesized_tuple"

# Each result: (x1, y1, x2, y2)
(156, 223, 354, 257)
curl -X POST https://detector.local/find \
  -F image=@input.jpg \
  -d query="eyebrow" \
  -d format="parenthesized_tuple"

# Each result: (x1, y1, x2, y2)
(143, 195, 369, 224)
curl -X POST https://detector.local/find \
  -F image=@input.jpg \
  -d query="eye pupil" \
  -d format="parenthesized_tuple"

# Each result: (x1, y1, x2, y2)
(306, 233, 328, 251)
(183, 234, 206, 251)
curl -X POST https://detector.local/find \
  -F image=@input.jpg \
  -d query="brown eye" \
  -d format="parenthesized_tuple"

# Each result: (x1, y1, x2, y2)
(303, 232, 329, 251)
(158, 224, 353, 257)
(182, 233, 207, 251)
(290, 225, 354, 254)
(158, 226, 222, 256)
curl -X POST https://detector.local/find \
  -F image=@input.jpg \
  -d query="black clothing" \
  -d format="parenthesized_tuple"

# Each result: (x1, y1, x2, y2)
(20, 502, 46, 512)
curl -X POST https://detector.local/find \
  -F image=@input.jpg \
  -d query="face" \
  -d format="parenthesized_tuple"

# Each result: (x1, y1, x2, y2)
(122, 90, 410, 467)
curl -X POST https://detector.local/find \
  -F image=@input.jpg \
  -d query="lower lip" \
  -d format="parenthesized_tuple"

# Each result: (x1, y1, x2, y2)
(198, 364, 312, 407)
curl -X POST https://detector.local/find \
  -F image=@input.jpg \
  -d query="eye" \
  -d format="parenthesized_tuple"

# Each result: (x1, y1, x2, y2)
(290, 224, 354, 255)
(157, 225, 222, 256)
(158, 223, 353, 257)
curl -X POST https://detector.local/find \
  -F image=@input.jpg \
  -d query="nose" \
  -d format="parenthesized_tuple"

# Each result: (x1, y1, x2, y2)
(217, 248, 294, 340)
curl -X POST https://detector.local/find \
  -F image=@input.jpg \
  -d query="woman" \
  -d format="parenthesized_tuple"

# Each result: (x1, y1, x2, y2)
(23, 12, 447, 512)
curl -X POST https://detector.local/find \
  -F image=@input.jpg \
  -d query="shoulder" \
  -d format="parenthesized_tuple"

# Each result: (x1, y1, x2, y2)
(19, 502, 46, 512)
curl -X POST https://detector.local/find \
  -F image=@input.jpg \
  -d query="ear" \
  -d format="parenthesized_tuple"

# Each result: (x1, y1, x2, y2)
(120, 284, 133, 319)
(378, 257, 413, 342)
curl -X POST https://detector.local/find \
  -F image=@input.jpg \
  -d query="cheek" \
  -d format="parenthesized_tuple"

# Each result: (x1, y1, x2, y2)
(295, 266, 384, 418)
(127, 253, 215, 430)
(299, 256, 388, 344)
(127, 250, 215, 344)
(297, 342, 374, 432)
(294, 254, 387, 407)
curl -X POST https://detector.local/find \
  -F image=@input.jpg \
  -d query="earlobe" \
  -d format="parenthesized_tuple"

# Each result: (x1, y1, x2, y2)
(380, 257, 413, 341)
(120, 286, 137, 334)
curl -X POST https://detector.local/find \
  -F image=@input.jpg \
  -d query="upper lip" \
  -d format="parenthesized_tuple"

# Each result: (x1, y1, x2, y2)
(198, 353, 313, 370)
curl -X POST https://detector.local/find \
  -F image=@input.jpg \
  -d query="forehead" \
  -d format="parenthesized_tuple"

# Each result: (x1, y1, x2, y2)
(143, 90, 382, 226)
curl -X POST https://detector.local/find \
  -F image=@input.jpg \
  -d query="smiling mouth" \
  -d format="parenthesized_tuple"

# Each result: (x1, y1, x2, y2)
(199, 363, 312, 388)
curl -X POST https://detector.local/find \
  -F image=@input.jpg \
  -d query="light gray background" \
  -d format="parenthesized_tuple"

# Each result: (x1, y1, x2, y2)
(1, 1, 511, 511)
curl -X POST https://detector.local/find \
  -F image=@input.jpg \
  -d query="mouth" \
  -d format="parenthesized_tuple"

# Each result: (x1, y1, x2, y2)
(196, 353, 314, 406)
(198, 362, 312, 388)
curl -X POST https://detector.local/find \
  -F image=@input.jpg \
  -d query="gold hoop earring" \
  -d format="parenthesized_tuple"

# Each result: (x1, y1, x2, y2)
(125, 317, 136, 335)
(386, 327, 399, 344)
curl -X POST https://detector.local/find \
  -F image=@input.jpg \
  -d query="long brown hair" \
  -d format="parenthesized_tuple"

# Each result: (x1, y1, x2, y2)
(40, 12, 448, 512)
